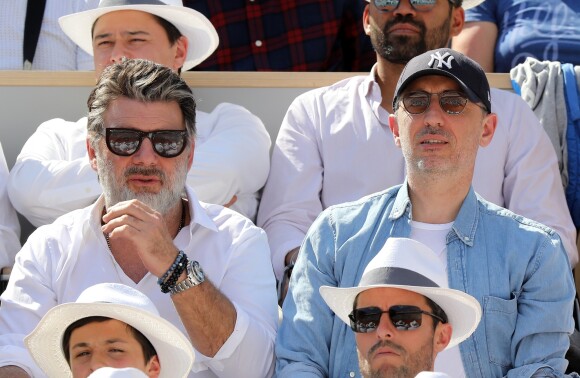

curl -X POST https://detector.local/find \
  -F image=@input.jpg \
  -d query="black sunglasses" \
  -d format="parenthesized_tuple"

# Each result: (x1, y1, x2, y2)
(400, 91, 486, 115)
(104, 128, 188, 158)
(373, 0, 458, 12)
(349, 305, 447, 333)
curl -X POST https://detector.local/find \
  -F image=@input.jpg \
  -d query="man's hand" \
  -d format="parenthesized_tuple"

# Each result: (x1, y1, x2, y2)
(279, 247, 300, 305)
(101, 199, 180, 278)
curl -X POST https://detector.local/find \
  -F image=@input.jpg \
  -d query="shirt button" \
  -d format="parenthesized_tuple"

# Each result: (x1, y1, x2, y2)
(255, 40, 263, 47)
(349, 372, 355, 377)
(464, 236, 469, 241)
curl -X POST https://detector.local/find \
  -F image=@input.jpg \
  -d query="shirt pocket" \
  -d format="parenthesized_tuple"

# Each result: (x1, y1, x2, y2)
(483, 294, 518, 368)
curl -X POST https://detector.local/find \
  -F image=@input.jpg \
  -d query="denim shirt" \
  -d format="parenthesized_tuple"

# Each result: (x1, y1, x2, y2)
(275, 183, 575, 378)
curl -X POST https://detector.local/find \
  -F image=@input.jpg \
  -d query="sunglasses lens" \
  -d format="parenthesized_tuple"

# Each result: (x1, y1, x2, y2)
(151, 131, 186, 158)
(440, 94, 468, 114)
(349, 307, 382, 333)
(374, 0, 400, 10)
(410, 0, 437, 10)
(403, 94, 430, 114)
(107, 130, 141, 156)
(389, 305, 423, 330)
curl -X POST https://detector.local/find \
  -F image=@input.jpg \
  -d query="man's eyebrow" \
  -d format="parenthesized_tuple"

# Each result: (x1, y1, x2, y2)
(71, 338, 128, 349)
(93, 30, 150, 41)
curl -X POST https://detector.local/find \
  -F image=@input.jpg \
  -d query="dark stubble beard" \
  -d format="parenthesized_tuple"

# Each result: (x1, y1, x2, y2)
(369, 13, 452, 64)
(358, 338, 435, 378)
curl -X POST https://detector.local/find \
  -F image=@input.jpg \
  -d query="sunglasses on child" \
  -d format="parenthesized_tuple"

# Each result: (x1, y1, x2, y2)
(372, 0, 459, 12)
(399, 91, 487, 115)
(104, 128, 188, 158)
(348, 305, 447, 333)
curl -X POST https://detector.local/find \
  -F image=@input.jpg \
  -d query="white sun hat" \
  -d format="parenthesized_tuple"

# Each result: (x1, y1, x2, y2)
(320, 238, 481, 349)
(25, 283, 194, 378)
(59, 0, 219, 71)
(364, 0, 484, 10)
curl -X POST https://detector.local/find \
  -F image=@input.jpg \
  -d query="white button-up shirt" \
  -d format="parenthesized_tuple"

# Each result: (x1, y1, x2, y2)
(0, 187, 278, 377)
(0, 141, 20, 268)
(0, 0, 97, 70)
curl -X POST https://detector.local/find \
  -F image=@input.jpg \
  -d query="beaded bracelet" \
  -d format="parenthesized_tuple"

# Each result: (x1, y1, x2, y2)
(157, 250, 185, 286)
(160, 254, 188, 294)
(161, 256, 189, 293)
(157, 251, 187, 293)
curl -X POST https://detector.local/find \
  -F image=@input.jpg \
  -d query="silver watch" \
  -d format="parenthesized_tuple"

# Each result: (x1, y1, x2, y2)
(170, 260, 205, 295)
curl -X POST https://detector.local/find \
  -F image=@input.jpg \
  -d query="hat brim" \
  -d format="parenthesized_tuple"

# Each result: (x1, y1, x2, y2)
(320, 284, 481, 349)
(59, 5, 218, 71)
(25, 302, 194, 378)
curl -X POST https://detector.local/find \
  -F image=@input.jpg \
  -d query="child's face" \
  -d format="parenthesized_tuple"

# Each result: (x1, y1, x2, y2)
(68, 319, 160, 378)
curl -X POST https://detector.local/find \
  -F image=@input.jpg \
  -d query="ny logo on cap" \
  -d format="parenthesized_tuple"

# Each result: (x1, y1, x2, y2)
(428, 52, 454, 69)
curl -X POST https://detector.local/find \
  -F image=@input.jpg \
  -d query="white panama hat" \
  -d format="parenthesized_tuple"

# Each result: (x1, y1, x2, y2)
(320, 238, 482, 349)
(364, 0, 485, 10)
(25, 283, 194, 378)
(59, 0, 219, 71)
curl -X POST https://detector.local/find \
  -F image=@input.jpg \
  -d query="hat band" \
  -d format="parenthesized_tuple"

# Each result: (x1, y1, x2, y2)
(359, 267, 439, 288)
(100, 0, 167, 8)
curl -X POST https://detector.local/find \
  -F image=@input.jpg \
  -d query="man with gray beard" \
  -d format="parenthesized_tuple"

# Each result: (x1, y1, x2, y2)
(0, 59, 278, 378)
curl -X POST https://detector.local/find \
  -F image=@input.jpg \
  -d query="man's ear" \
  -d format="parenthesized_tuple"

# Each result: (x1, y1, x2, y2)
(87, 137, 98, 172)
(362, 4, 371, 35)
(186, 138, 195, 171)
(388, 114, 402, 148)
(433, 323, 452, 354)
(173, 35, 188, 72)
(479, 112, 497, 147)
(145, 355, 161, 378)
(449, 6, 465, 38)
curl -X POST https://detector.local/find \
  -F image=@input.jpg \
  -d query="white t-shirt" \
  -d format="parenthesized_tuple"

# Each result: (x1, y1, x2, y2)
(411, 220, 466, 378)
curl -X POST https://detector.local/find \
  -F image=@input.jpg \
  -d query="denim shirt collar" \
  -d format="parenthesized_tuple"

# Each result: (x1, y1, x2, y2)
(388, 180, 478, 247)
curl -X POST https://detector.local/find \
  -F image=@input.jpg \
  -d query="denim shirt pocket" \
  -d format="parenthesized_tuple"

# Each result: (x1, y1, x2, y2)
(483, 294, 518, 368)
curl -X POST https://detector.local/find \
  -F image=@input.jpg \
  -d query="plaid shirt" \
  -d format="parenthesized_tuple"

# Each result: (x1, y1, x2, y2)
(183, 0, 375, 72)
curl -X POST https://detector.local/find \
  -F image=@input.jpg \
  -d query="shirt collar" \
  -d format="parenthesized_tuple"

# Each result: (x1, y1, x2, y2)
(388, 181, 478, 246)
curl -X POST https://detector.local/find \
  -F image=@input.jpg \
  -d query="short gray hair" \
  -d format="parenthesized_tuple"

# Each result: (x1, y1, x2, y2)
(87, 58, 196, 146)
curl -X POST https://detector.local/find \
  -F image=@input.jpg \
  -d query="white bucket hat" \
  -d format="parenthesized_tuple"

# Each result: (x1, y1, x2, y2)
(25, 283, 194, 378)
(364, 0, 485, 10)
(59, 0, 219, 71)
(320, 238, 481, 349)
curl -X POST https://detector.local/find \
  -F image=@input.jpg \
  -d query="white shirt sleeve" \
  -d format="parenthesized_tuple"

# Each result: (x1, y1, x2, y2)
(192, 224, 277, 377)
(489, 89, 578, 266)
(257, 94, 324, 279)
(0, 142, 21, 268)
(191, 103, 271, 221)
(7, 117, 101, 227)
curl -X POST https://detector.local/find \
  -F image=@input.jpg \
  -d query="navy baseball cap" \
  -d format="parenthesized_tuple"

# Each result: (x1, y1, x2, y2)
(393, 48, 492, 113)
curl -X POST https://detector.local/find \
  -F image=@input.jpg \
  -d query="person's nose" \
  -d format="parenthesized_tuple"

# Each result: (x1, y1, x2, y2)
(109, 42, 130, 64)
(89, 354, 107, 374)
(393, 0, 417, 18)
(132, 136, 159, 165)
(423, 95, 446, 126)
(375, 313, 395, 340)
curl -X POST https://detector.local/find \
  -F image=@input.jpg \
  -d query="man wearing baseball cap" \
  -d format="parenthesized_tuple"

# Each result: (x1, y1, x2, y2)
(320, 238, 481, 378)
(25, 283, 195, 378)
(8, 0, 271, 229)
(258, 0, 577, 303)
(276, 48, 576, 377)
